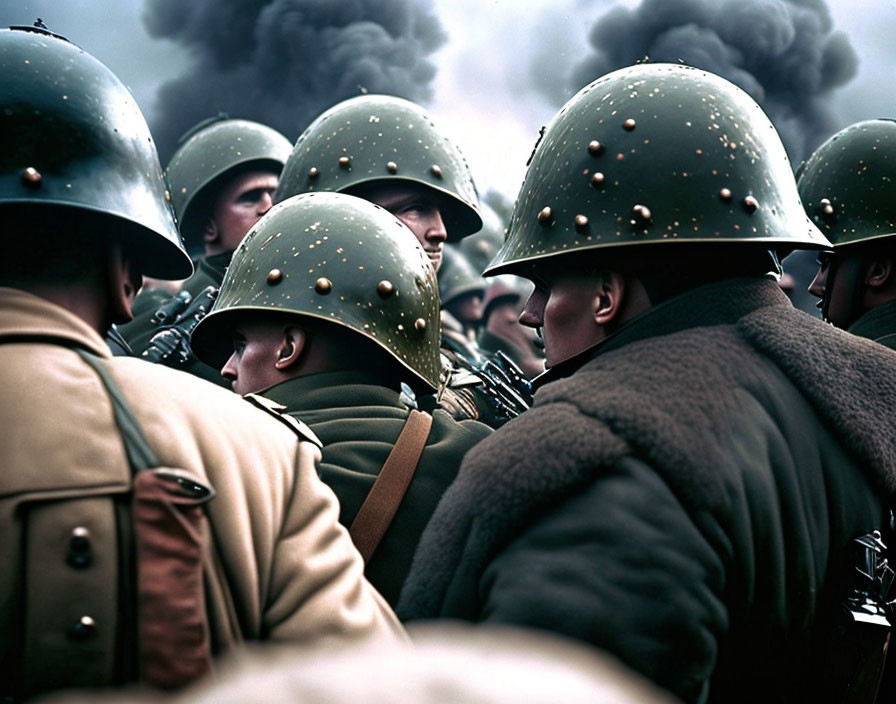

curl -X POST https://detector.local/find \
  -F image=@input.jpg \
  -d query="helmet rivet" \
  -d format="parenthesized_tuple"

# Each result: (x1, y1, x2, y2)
(377, 280, 395, 298)
(338, 156, 351, 169)
(386, 161, 398, 174)
(719, 187, 732, 201)
(308, 167, 320, 179)
(588, 140, 605, 156)
(537, 207, 554, 226)
(820, 198, 835, 216)
(315, 277, 333, 294)
(164, 190, 172, 203)
(623, 118, 637, 131)
(430, 164, 443, 178)
(591, 172, 606, 188)
(742, 195, 759, 214)
(414, 318, 427, 332)
(21, 166, 42, 187)
(267, 268, 283, 285)
(574, 214, 589, 230)
(631, 204, 652, 224)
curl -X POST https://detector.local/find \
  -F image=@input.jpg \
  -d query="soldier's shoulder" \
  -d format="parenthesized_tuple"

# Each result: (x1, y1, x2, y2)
(106, 356, 308, 444)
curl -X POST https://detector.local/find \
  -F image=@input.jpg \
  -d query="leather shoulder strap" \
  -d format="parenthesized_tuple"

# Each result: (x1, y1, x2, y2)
(349, 409, 433, 563)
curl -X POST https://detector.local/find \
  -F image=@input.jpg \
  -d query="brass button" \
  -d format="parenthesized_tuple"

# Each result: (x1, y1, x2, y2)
(66, 526, 92, 569)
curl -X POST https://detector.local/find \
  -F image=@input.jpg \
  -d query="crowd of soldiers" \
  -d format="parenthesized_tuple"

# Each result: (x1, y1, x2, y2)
(3, 19, 896, 704)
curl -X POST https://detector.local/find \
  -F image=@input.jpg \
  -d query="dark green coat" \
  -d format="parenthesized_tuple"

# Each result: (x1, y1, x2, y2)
(849, 298, 896, 350)
(116, 252, 231, 386)
(263, 370, 491, 606)
(398, 278, 896, 703)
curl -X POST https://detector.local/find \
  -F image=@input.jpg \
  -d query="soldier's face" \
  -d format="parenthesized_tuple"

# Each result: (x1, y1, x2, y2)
(220, 320, 287, 395)
(209, 170, 279, 253)
(350, 182, 449, 270)
(809, 250, 865, 328)
(519, 271, 606, 367)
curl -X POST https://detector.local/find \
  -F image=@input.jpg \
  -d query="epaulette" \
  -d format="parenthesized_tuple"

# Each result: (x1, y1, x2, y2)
(243, 393, 323, 448)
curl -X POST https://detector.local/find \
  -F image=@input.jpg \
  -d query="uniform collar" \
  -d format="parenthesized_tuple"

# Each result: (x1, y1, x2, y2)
(848, 298, 896, 346)
(262, 370, 401, 413)
(0, 287, 112, 357)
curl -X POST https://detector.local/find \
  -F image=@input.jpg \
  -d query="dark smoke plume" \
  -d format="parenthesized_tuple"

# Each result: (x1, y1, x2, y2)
(143, 0, 446, 162)
(564, 0, 857, 163)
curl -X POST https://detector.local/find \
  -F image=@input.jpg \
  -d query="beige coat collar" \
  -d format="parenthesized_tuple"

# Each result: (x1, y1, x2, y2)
(0, 287, 111, 358)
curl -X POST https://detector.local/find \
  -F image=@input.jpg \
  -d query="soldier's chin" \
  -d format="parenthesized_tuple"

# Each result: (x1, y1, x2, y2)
(428, 252, 442, 269)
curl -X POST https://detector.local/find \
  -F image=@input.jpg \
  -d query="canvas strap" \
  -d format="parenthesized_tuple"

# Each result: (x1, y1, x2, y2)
(76, 349, 214, 689)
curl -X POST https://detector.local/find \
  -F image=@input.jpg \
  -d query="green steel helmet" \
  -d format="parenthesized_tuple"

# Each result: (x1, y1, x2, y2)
(459, 200, 507, 275)
(275, 94, 482, 241)
(191, 191, 442, 392)
(439, 245, 486, 308)
(797, 119, 896, 249)
(166, 117, 293, 253)
(0, 25, 191, 279)
(486, 63, 830, 277)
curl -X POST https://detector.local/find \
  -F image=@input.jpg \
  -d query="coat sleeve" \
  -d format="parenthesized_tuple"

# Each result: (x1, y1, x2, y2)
(475, 456, 727, 703)
(263, 439, 406, 645)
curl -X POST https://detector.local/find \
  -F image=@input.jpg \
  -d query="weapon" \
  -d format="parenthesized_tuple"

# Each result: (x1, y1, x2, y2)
(827, 529, 896, 704)
(449, 345, 533, 422)
(141, 286, 217, 367)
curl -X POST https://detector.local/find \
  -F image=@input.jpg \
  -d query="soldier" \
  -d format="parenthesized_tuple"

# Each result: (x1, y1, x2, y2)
(477, 277, 544, 379)
(0, 25, 401, 699)
(398, 64, 896, 702)
(190, 192, 492, 607)
(116, 116, 292, 383)
(274, 94, 530, 426)
(799, 119, 896, 348)
(438, 245, 487, 345)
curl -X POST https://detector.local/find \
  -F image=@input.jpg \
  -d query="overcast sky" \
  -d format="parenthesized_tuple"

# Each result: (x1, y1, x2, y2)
(2, 0, 895, 203)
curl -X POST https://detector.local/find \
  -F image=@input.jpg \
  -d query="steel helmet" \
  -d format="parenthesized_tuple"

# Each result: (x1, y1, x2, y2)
(460, 199, 507, 275)
(797, 119, 896, 249)
(487, 63, 830, 276)
(165, 117, 293, 254)
(191, 192, 442, 392)
(0, 25, 192, 279)
(275, 94, 482, 241)
(439, 246, 487, 308)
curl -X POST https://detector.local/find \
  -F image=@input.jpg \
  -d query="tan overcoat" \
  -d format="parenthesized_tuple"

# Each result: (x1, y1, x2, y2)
(0, 287, 403, 698)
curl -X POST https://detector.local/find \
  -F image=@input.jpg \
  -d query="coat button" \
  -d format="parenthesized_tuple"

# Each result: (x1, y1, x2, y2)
(69, 615, 96, 640)
(66, 526, 92, 568)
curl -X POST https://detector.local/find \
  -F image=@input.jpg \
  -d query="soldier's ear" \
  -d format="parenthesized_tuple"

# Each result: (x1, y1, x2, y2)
(105, 241, 142, 326)
(275, 326, 306, 370)
(203, 218, 219, 244)
(865, 258, 894, 289)
(593, 271, 626, 326)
